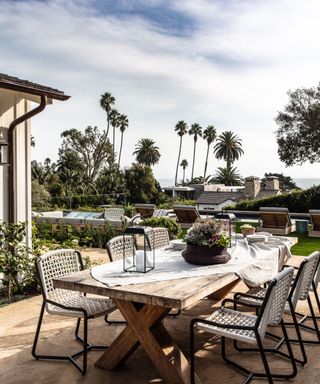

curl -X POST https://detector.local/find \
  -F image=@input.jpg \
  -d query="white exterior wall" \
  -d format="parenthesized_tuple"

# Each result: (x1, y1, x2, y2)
(197, 199, 236, 212)
(0, 89, 32, 247)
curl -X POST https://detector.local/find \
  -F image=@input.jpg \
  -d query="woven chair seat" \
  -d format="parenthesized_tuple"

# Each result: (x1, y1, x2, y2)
(197, 307, 257, 344)
(47, 291, 116, 318)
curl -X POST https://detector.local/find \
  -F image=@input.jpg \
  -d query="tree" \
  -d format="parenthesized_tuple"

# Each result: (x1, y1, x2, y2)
(118, 114, 128, 167)
(189, 123, 202, 181)
(56, 150, 84, 195)
(109, 109, 120, 161)
(214, 131, 244, 168)
(133, 138, 161, 167)
(124, 163, 161, 203)
(174, 121, 188, 186)
(210, 166, 243, 186)
(59, 126, 113, 185)
(100, 91, 115, 137)
(261, 172, 298, 192)
(180, 159, 188, 184)
(32, 179, 51, 210)
(275, 83, 320, 166)
(202, 125, 217, 180)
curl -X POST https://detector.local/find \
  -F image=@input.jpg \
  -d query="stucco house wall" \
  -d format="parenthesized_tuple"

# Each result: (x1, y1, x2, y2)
(197, 199, 236, 212)
(0, 89, 32, 245)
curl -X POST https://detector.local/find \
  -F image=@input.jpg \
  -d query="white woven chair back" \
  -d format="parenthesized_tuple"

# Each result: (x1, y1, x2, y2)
(37, 249, 81, 300)
(104, 208, 125, 221)
(291, 251, 320, 307)
(106, 235, 135, 262)
(146, 227, 170, 249)
(258, 267, 294, 337)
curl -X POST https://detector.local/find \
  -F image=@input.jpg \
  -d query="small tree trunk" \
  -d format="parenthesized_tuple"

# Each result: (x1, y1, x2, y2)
(8, 273, 13, 303)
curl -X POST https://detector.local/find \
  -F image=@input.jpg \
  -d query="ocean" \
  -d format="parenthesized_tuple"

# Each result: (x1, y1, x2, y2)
(158, 178, 320, 190)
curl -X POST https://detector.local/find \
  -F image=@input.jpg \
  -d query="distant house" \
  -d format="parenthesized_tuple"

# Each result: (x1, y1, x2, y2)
(196, 176, 281, 211)
(197, 191, 244, 211)
(0, 73, 69, 247)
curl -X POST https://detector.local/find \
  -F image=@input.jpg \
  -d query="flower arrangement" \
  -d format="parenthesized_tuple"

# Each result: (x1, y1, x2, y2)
(185, 218, 230, 248)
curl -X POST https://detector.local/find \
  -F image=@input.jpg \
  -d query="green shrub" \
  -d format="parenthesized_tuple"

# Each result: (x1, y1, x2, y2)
(0, 222, 37, 301)
(140, 217, 182, 239)
(34, 221, 117, 249)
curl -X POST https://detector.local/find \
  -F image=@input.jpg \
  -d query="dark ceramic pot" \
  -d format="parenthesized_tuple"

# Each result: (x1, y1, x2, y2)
(182, 243, 231, 265)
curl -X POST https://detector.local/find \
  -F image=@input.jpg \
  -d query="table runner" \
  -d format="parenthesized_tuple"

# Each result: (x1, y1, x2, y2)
(91, 236, 293, 288)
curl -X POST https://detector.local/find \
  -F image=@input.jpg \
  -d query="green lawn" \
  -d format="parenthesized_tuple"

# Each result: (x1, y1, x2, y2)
(235, 221, 320, 257)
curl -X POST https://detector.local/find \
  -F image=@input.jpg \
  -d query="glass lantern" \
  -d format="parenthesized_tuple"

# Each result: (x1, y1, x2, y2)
(0, 129, 9, 166)
(215, 212, 237, 248)
(123, 226, 155, 273)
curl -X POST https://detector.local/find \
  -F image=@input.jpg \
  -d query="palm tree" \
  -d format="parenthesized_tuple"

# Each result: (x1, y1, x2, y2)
(109, 109, 120, 161)
(210, 166, 243, 186)
(189, 123, 202, 181)
(174, 121, 188, 186)
(214, 131, 244, 168)
(133, 138, 161, 167)
(100, 92, 115, 137)
(118, 114, 128, 167)
(203, 125, 216, 180)
(180, 159, 188, 184)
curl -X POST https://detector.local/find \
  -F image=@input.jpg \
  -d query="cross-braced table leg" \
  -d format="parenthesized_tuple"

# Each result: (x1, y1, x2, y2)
(95, 299, 202, 384)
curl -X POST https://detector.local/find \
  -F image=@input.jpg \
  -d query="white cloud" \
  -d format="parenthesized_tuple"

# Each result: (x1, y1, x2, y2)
(0, 0, 320, 184)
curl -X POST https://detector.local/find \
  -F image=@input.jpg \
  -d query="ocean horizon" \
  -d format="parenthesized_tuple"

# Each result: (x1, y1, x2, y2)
(158, 178, 320, 190)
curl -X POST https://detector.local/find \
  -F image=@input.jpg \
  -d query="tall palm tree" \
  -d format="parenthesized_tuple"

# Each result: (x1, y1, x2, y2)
(118, 114, 128, 167)
(210, 166, 243, 186)
(203, 125, 217, 180)
(189, 123, 202, 181)
(180, 159, 188, 184)
(174, 121, 188, 186)
(109, 109, 120, 161)
(100, 92, 115, 137)
(214, 131, 244, 168)
(133, 138, 161, 167)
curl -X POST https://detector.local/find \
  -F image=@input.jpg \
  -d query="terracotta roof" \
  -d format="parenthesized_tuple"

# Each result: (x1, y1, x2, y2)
(0, 73, 70, 101)
(197, 191, 245, 205)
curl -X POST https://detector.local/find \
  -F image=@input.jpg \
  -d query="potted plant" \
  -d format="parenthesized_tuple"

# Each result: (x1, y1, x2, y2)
(182, 218, 231, 265)
(240, 224, 256, 237)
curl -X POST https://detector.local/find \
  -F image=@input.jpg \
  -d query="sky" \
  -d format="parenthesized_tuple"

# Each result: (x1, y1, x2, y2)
(1, 0, 320, 183)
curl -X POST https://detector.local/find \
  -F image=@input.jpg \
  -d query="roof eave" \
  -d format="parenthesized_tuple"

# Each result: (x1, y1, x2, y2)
(0, 81, 70, 101)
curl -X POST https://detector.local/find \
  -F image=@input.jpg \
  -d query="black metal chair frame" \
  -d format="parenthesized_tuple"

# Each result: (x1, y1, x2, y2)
(32, 250, 109, 375)
(233, 257, 320, 366)
(190, 279, 297, 384)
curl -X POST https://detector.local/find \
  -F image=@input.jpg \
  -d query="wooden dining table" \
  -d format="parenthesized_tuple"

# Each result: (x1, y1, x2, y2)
(53, 266, 240, 384)
(53, 236, 298, 383)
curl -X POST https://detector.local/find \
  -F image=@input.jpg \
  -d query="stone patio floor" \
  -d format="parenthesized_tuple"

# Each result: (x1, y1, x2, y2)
(1, 250, 320, 384)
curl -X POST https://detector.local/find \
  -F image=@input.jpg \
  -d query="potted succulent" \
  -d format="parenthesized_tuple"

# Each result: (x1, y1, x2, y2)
(182, 218, 231, 265)
(240, 224, 256, 237)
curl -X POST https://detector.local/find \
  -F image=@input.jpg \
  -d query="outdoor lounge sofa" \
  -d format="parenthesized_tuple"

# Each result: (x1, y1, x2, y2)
(172, 205, 201, 228)
(308, 210, 320, 237)
(134, 203, 175, 220)
(257, 207, 296, 235)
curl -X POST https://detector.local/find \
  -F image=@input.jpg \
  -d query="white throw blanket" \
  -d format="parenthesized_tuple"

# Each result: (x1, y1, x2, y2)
(91, 235, 294, 288)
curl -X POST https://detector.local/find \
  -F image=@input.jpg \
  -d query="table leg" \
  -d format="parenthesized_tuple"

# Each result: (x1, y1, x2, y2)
(95, 299, 202, 384)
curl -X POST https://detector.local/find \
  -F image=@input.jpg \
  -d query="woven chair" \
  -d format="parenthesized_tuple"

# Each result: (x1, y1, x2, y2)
(146, 227, 170, 249)
(106, 235, 135, 262)
(234, 251, 320, 366)
(105, 236, 136, 325)
(190, 267, 296, 384)
(134, 203, 156, 219)
(32, 249, 116, 375)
